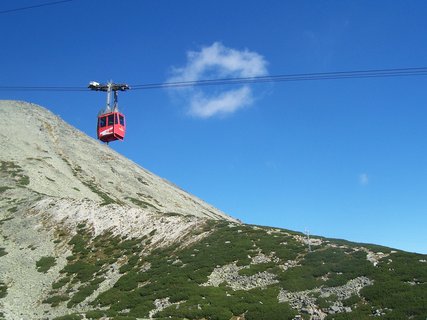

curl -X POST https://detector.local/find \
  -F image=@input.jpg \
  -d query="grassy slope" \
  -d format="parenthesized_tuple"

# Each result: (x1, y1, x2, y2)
(46, 221, 427, 320)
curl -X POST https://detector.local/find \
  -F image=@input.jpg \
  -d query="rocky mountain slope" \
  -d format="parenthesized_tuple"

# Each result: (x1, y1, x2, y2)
(0, 100, 426, 320)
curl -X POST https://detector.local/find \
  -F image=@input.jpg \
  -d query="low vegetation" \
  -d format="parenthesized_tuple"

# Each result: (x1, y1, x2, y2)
(36, 256, 57, 273)
(0, 248, 7, 257)
(44, 221, 427, 320)
(0, 282, 7, 299)
(0, 160, 30, 187)
(124, 196, 158, 210)
(0, 186, 11, 193)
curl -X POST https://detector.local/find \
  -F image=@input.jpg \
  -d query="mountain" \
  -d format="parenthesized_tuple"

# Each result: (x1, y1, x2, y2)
(0, 100, 426, 320)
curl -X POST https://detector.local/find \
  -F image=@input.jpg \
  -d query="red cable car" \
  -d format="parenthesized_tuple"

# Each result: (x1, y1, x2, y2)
(97, 111, 126, 143)
(89, 81, 129, 144)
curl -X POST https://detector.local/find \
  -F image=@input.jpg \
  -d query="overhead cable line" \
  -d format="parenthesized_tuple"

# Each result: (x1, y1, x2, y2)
(0, 86, 86, 92)
(1, 67, 427, 92)
(0, 0, 74, 14)
(130, 67, 427, 90)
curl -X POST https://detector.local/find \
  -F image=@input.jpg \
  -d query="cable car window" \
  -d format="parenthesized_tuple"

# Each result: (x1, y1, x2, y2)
(108, 115, 114, 126)
(115, 114, 119, 124)
(99, 117, 106, 127)
(119, 115, 124, 125)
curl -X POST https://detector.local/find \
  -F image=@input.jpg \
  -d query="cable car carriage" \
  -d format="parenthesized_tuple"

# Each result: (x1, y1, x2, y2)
(97, 111, 126, 143)
(89, 81, 129, 143)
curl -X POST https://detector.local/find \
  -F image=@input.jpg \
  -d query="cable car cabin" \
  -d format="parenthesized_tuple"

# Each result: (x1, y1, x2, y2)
(97, 111, 126, 143)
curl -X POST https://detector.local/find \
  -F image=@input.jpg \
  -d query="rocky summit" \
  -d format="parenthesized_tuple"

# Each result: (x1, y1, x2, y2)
(0, 100, 426, 320)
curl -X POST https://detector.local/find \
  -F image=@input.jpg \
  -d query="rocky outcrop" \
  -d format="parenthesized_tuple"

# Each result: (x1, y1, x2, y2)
(148, 297, 173, 319)
(202, 262, 279, 291)
(278, 276, 373, 319)
(32, 197, 208, 248)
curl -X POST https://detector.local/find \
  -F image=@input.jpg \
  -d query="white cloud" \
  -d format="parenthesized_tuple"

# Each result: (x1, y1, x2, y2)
(359, 173, 369, 186)
(168, 42, 268, 118)
(189, 86, 252, 118)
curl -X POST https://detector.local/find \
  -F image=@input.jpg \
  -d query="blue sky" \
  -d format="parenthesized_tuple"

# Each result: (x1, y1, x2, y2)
(1, 0, 427, 253)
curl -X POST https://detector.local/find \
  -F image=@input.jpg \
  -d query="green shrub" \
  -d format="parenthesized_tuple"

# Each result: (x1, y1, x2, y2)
(36, 256, 56, 273)
(93, 289, 119, 306)
(84, 310, 107, 319)
(18, 175, 30, 186)
(43, 294, 69, 307)
(118, 238, 141, 251)
(114, 271, 141, 291)
(0, 217, 13, 225)
(63, 261, 100, 282)
(119, 255, 140, 273)
(90, 277, 105, 286)
(52, 276, 71, 289)
(245, 303, 296, 320)
(317, 296, 330, 309)
(125, 196, 157, 210)
(0, 186, 11, 193)
(67, 284, 98, 307)
(362, 280, 427, 317)
(53, 314, 82, 320)
(0, 248, 7, 257)
(68, 234, 89, 255)
(238, 262, 276, 276)
(342, 294, 361, 307)
(0, 282, 7, 298)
